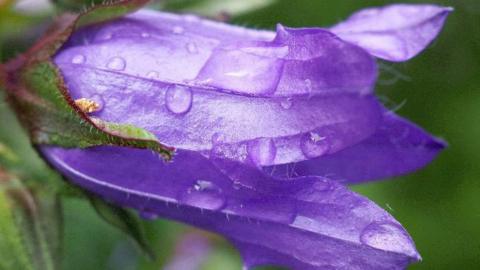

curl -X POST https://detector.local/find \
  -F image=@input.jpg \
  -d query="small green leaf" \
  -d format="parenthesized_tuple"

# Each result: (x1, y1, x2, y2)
(89, 195, 155, 260)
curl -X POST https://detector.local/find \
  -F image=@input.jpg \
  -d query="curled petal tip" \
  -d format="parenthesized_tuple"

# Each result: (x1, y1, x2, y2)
(331, 4, 453, 61)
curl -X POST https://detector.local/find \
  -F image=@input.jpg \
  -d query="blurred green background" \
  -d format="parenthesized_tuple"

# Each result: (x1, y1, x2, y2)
(0, 0, 479, 269)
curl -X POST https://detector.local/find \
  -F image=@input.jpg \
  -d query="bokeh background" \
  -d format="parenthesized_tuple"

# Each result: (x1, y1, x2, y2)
(0, 0, 479, 269)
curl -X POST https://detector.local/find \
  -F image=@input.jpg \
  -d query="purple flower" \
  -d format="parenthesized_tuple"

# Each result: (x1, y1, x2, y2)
(39, 4, 450, 270)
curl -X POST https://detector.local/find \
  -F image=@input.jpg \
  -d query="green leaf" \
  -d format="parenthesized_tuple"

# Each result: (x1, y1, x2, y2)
(89, 195, 155, 260)
(0, 168, 62, 270)
(159, 0, 277, 17)
(1, 0, 174, 160)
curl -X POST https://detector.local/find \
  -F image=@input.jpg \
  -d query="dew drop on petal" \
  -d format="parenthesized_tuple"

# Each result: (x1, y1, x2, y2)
(186, 42, 198, 54)
(106, 57, 126, 71)
(280, 98, 293, 109)
(247, 138, 276, 166)
(141, 32, 150, 38)
(178, 180, 225, 211)
(71, 54, 86, 64)
(146, 71, 159, 79)
(172, 26, 184, 34)
(360, 222, 419, 258)
(165, 85, 193, 114)
(301, 132, 329, 158)
(88, 94, 105, 112)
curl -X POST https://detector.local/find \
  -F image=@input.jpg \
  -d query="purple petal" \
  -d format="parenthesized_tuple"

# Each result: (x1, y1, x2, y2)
(41, 146, 420, 269)
(54, 57, 382, 166)
(267, 112, 446, 183)
(330, 4, 452, 61)
(56, 10, 377, 97)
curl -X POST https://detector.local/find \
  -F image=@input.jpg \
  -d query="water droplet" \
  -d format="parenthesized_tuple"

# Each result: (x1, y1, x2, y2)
(300, 132, 329, 158)
(141, 32, 150, 38)
(178, 180, 225, 211)
(139, 210, 159, 220)
(172, 26, 184, 34)
(360, 222, 418, 258)
(186, 42, 198, 54)
(280, 98, 293, 109)
(247, 138, 276, 166)
(106, 56, 126, 71)
(71, 54, 86, 64)
(165, 85, 193, 114)
(88, 94, 104, 112)
(146, 71, 159, 79)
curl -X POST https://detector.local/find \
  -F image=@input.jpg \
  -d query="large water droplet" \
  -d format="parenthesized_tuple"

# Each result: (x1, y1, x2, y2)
(172, 26, 184, 34)
(71, 54, 86, 64)
(186, 42, 198, 54)
(165, 85, 193, 114)
(360, 222, 419, 258)
(106, 56, 126, 71)
(280, 98, 293, 109)
(300, 132, 329, 158)
(247, 138, 276, 166)
(178, 180, 225, 211)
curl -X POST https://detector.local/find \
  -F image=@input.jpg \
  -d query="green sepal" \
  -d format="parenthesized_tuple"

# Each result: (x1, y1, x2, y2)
(0, 168, 62, 270)
(1, 0, 174, 160)
(89, 194, 155, 260)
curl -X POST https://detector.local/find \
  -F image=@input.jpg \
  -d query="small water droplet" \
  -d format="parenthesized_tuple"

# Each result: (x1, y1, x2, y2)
(300, 132, 329, 158)
(172, 26, 184, 34)
(71, 54, 86, 64)
(165, 85, 193, 114)
(186, 42, 198, 54)
(146, 71, 159, 79)
(106, 56, 126, 71)
(178, 180, 225, 211)
(280, 98, 293, 109)
(360, 222, 418, 258)
(88, 94, 104, 112)
(247, 138, 276, 166)
(141, 32, 150, 38)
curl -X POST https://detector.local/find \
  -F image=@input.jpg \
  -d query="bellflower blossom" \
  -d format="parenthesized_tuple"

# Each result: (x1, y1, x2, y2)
(35, 3, 450, 270)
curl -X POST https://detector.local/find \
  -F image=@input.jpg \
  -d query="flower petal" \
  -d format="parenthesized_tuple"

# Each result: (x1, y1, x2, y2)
(55, 9, 377, 97)
(330, 4, 452, 61)
(54, 59, 382, 166)
(41, 146, 421, 269)
(267, 112, 446, 183)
